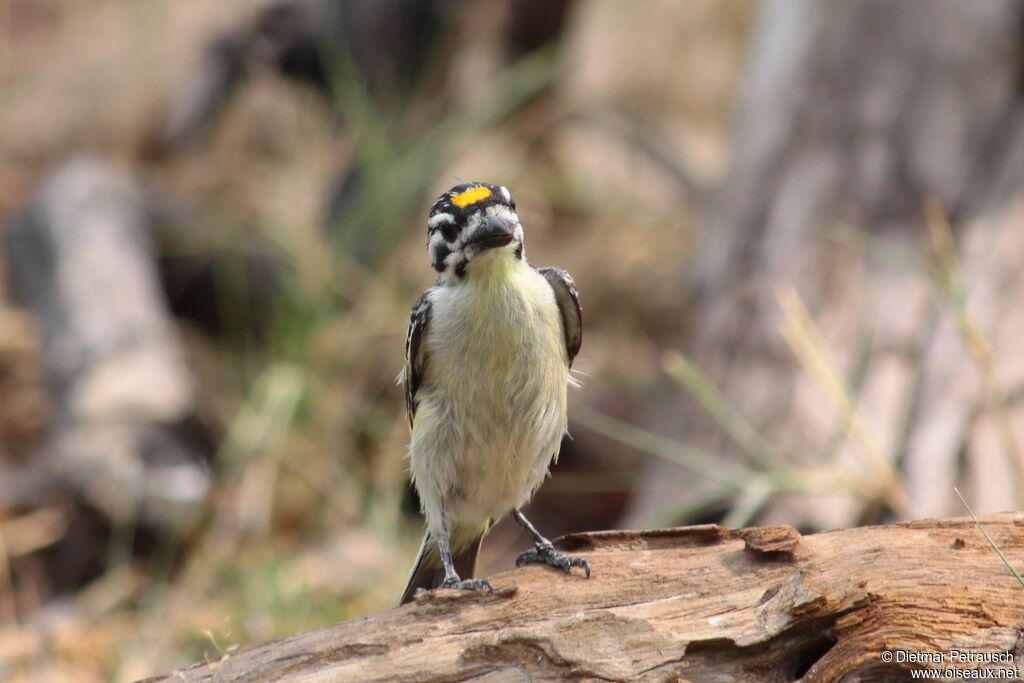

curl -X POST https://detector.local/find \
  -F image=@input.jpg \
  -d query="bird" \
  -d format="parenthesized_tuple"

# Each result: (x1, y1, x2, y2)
(399, 181, 590, 604)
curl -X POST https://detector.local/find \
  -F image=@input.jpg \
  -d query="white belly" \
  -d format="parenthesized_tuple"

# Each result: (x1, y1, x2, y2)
(409, 263, 569, 530)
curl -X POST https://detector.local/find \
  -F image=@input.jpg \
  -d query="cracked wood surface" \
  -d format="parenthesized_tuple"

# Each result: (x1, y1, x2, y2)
(146, 514, 1024, 682)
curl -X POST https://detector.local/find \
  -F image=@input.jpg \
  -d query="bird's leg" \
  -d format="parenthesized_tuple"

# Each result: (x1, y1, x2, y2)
(512, 509, 590, 577)
(436, 526, 493, 594)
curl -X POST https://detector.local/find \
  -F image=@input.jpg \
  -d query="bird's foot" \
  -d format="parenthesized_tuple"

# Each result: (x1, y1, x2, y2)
(516, 543, 591, 577)
(439, 577, 494, 594)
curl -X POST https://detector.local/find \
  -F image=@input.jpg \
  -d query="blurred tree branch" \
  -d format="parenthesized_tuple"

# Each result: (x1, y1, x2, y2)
(624, 0, 1024, 531)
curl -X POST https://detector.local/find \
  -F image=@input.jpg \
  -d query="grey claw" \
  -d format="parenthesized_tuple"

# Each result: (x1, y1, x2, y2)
(516, 544, 591, 578)
(439, 577, 494, 594)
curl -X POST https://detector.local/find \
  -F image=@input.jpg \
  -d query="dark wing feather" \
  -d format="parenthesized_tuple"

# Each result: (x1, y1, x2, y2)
(403, 290, 433, 428)
(537, 267, 582, 367)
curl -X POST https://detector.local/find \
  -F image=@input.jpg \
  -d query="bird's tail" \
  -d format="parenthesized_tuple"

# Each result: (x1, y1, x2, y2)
(399, 524, 488, 605)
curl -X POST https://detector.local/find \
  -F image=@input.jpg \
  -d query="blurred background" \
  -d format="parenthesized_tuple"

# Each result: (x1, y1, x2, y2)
(2, 0, 1024, 680)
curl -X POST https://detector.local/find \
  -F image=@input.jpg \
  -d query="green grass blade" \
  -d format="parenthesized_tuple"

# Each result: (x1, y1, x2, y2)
(954, 487, 1024, 588)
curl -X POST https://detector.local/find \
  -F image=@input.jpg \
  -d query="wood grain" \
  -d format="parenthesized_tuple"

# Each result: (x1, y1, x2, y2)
(146, 514, 1024, 682)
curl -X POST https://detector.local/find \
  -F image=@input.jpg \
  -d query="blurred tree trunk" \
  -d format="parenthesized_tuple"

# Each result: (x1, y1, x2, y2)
(4, 157, 212, 590)
(625, 0, 1024, 529)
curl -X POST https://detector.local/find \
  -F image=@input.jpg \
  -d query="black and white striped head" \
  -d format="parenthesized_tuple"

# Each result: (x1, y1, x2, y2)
(427, 182, 524, 280)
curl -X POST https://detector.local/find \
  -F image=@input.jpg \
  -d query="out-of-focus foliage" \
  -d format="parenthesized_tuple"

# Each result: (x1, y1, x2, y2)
(0, 2, 747, 681)
(4, 1, 1024, 681)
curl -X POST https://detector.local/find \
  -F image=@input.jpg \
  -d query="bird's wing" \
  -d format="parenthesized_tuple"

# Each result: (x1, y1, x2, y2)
(537, 267, 582, 367)
(403, 289, 433, 428)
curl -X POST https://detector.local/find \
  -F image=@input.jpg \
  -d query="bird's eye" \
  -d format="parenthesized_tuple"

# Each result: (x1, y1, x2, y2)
(440, 223, 459, 242)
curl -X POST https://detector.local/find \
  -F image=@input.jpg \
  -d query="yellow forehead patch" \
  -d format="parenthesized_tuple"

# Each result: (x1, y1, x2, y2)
(451, 186, 492, 208)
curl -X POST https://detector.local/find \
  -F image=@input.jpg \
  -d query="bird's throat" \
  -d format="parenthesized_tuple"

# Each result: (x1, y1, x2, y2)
(465, 247, 521, 288)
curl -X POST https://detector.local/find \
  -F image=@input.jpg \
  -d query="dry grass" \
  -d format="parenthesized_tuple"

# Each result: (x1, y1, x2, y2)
(0, 2, 748, 681)
(3, 2, 1021, 680)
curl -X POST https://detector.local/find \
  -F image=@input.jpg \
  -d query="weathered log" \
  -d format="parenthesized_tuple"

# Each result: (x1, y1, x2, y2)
(4, 157, 210, 532)
(147, 513, 1024, 682)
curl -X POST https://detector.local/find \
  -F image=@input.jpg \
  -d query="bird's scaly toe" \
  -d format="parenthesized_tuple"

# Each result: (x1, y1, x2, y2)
(516, 544, 591, 577)
(439, 577, 494, 594)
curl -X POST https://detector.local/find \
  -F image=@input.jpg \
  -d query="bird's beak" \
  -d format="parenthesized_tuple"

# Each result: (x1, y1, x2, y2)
(467, 216, 515, 252)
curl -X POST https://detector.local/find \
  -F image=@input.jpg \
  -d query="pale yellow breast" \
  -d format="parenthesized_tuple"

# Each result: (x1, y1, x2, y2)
(427, 263, 566, 412)
(414, 259, 570, 522)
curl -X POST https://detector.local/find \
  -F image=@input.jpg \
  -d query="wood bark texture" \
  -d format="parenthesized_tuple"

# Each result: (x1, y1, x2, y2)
(147, 514, 1024, 682)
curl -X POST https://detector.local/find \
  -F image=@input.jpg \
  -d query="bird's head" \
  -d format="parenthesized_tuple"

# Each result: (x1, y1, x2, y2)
(427, 182, 524, 280)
